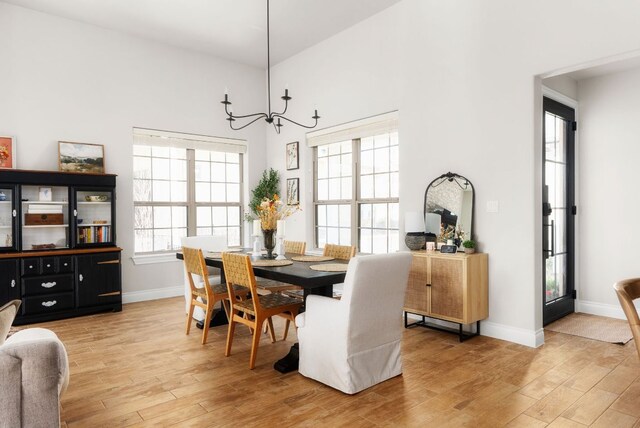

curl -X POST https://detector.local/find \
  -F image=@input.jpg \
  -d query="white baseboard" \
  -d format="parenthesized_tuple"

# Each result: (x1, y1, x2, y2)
(406, 313, 543, 348)
(122, 285, 183, 304)
(575, 299, 633, 320)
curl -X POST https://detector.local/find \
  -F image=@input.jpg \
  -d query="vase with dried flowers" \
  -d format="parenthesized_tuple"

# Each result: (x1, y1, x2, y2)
(256, 194, 299, 259)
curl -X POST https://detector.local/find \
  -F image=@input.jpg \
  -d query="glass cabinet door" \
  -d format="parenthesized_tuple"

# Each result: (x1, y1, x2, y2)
(75, 189, 114, 246)
(0, 187, 17, 250)
(20, 185, 70, 251)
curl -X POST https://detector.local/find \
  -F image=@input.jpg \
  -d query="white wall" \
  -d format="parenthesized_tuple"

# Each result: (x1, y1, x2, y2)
(265, 0, 640, 346)
(0, 3, 267, 299)
(576, 68, 640, 315)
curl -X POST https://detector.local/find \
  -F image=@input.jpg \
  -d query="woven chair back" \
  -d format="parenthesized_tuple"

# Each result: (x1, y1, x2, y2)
(182, 246, 213, 301)
(222, 252, 259, 312)
(284, 240, 306, 255)
(323, 243, 356, 261)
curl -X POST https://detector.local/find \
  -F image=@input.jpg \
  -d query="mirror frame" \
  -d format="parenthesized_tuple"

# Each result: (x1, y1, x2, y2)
(423, 172, 475, 242)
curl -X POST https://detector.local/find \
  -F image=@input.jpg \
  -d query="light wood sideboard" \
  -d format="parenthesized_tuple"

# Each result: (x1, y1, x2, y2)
(404, 251, 488, 341)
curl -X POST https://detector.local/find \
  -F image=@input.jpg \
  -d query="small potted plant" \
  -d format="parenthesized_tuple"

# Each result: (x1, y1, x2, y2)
(462, 239, 476, 254)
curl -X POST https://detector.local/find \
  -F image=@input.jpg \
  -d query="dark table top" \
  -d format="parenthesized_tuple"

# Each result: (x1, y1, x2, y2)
(176, 250, 347, 289)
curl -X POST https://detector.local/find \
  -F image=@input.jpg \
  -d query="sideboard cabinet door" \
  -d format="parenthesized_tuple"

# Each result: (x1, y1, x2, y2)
(429, 257, 465, 322)
(76, 252, 121, 307)
(0, 260, 20, 306)
(404, 255, 429, 315)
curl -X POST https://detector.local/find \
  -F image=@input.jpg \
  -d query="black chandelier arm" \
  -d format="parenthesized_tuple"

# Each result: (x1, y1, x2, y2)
(224, 106, 269, 120)
(271, 97, 289, 117)
(272, 113, 320, 129)
(228, 115, 269, 131)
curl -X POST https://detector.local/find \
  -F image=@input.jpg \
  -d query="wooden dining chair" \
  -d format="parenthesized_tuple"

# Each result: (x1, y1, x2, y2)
(223, 252, 303, 369)
(182, 246, 249, 345)
(256, 240, 307, 295)
(614, 278, 640, 358)
(323, 243, 356, 260)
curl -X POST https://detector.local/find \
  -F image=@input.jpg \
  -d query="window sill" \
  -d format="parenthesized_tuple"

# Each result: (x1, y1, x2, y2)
(131, 253, 182, 265)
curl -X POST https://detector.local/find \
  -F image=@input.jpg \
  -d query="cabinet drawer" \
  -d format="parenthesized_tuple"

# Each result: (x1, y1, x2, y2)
(22, 274, 73, 296)
(58, 256, 73, 273)
(22, 293, 74, 315)
(21, 259, 41, 276)
(41, 257, 56, 274)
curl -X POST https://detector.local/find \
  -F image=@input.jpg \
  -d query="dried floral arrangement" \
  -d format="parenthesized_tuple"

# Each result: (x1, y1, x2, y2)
(256, 194, 300, 230)
(438, 223, 466, 244)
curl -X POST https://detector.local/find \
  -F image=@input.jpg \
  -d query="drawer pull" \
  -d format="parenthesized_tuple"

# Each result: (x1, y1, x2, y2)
(63, 263, 68, 266)
(46, 264, 51, 268)
(29, 265, 34, 269)
(10, 279, 15, 288)
(97, 260, 120, 265)
(79, 274, 84, 282)
(41, 281, 57, 288)
(98, 291, 121, 297)
(41, 300, 57, 307)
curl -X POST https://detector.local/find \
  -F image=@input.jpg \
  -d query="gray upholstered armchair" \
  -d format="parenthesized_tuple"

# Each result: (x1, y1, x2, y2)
(0, 313, 69, 428)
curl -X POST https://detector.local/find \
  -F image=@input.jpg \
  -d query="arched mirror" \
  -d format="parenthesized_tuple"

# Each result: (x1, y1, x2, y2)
(424, 172, 474, 246)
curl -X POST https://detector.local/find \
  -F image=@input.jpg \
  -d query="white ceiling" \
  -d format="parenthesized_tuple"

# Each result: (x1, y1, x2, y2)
(1, 0, 402, 68)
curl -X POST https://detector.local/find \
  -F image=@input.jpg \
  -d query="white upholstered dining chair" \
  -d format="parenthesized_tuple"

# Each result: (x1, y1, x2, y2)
(181, 235, 227, 322)
(295, 252, 412, 394)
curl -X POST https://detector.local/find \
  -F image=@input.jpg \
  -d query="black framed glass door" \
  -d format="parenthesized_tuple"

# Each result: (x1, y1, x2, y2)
(543, 97, 576, 326)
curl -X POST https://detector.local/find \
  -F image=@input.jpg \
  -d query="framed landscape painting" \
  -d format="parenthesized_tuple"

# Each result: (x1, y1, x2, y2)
(58, 141, 105, 174)
(0, 136, 16, 169)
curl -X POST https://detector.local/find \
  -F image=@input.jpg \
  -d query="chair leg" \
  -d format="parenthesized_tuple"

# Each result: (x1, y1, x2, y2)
(221, 299, 230, 320)
(225, 312, 237, 357)
(267, 317, 276, 343)
(249, 318, 263, 369)
(185, 301, 195, 336)
(283, 318, 290, 341)
(201, 302, 214, 345)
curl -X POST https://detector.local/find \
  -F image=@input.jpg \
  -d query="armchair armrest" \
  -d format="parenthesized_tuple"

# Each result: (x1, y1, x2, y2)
(296, 295, 345, 331)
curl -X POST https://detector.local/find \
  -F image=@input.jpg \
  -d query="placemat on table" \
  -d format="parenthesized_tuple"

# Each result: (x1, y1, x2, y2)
(251, 259, 293, 267)
(309, 263, 348, 272)
(291, 255, 335, 262)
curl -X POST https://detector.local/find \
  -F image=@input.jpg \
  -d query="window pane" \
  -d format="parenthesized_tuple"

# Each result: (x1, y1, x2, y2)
(361, 150, 373, 175)
(327, 205, 339, 225)
(373, 204, 387, 228)
(171, 181, 187, 202)
(133, 179, 151, 201)
(389, 229, 399, 253)
(152, 147, 171, 158)
(327, 227, 339, 244)
(360, 228, 372, 253)
(341, 140, 352, 154)
(360, 204, 372, 228)
(361, 175, 373, 199)
(374, 148, 389, 173)
(374, 134, 389, 148)
(341, 153, 352, 176)
(195, 150, 209, 161)
(211, 183, 226, 202)
(212, 207, 227, 226)
(390, 172, 399, 198)
(341, 177, 352, 200)
(153, 229, 172, 251)
(226, 183, 240, 203)
(211, 162, 226, 182)
(133, 157, 151, 179)
(328, 142, 341, 156)
(339, 205, 351, 228)
(134, 206, 152, 229)
(197, 206, 211, 227)
(318, 179, 329, 201)
(153, 207, 171, 228)
(361, 137, 374, 151)
(390, 146, 399, 172)
(228, 227, 241, 246)
(317, 157, 328, 179)
(152, 158, 170, 179)
(195, 161, 210, 181)
(374, 174, 390, 198)
(171, 148, 187, 159)
(318, 145, 329, 157)
(197, 227, 212, 236)
(135, 230, 153, 252)
(133, 146, 151, 156)
(172, 207, 187, 228)
(226, 152, 239, 163)
(373, 229, 387, 254)
(172, 228, 187, 249)
(195, 183, 211, 202)
(328, 178, 341, 200)
(317, 205, 327, 226)
(211, 151, 225, 162)
(389, 203, 399, 229)
(328, 156, 340, 178)
(339, 228, 351, 245)
(152, 181, 170, 202)
(228, 207, 240, 226)
(171, 159, 187, 181)
(226, 163, 240, 183)
(317, 227, 327, 248)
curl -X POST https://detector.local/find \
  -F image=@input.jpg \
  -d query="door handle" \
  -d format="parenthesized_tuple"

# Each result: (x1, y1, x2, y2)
(543, 220, 555, 257)
(12, 209, 16, 217)
(41, 281, 56, 288)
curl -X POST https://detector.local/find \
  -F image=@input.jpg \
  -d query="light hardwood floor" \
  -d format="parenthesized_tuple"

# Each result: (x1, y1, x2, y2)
(31, 297, 640, 427)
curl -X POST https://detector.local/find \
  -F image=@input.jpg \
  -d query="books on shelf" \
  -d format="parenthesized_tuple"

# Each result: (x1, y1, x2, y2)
(77, 225, 111, 244)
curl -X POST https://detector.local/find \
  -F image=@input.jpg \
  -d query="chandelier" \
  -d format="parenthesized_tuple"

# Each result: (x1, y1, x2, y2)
(221, 0, 320, 134)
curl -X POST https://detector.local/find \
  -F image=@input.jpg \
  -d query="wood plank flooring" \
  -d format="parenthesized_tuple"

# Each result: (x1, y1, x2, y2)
(28, 297, 640, 427)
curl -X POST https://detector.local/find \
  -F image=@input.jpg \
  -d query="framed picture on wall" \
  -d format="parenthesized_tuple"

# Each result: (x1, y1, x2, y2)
(58, 141, 105, 174)
(287, 178, 300, 205)
(286, 141, 299, 170)
(0, 136, 16, 169)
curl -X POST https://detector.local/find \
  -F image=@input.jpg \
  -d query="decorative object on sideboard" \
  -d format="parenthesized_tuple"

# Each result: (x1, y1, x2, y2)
(0, 136, 16, 169)
(404, 211, 426, 251)
(462, 239, 476, 254)
(85, 195, 108, 202)
(58, 141, 105, 174)
(38, 187, 52, 202)
(286, 141, 299, 170)
(221, 0, 319, 134)
(256, 194, 299, 259)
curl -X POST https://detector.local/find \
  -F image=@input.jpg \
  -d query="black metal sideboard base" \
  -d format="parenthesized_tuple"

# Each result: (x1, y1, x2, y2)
(404, 312, 480, 342)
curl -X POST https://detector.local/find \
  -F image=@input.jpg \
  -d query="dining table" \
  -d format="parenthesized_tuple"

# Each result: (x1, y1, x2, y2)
(176, 249, 347, 372)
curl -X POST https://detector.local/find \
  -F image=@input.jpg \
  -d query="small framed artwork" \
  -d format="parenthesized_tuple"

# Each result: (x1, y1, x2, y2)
(39, 187, 52, 202)
(58, 141, 105, 174)
(286, 141, 299, 170)
(0, 136, 16, 169)
(287, 178, 300, 205)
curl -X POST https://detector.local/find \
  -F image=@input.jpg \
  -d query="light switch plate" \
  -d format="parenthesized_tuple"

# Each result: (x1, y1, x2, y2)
(486, 200, 499, 213)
